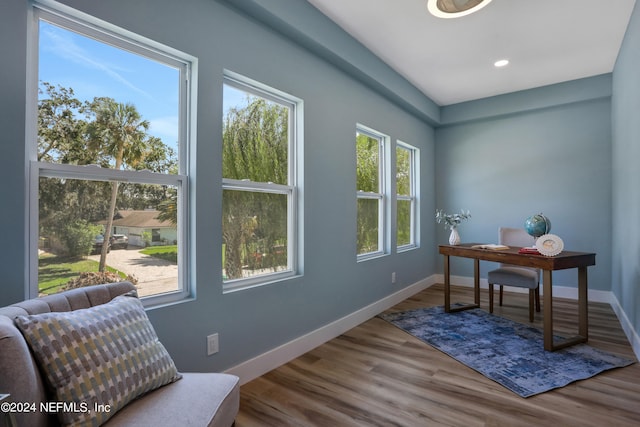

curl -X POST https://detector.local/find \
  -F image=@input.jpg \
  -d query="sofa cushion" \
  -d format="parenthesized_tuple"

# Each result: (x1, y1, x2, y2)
(14, 292, 181, 426)
(104, 373, 240, 427)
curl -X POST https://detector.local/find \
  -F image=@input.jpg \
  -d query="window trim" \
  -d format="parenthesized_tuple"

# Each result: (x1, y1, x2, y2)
(28, 1, 197, 306)
(396, 141, 420, 252)
(356, 125, 390, 261)
(222, 72, 302, 292)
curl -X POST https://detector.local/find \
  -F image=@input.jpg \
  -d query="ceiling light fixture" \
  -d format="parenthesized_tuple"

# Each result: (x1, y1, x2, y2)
(494, 59, 509, 68)
(427, 0, 494, 19)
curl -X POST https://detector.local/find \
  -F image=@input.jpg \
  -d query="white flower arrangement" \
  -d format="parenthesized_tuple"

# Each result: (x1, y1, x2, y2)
(435, 209, 471, 230)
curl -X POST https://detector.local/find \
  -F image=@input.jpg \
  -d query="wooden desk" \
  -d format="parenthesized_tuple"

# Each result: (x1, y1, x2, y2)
(439, 244, 596, 351)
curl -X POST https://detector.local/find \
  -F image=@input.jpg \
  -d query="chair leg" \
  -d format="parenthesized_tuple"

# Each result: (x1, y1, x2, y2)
(528, 289, 535, 322)
(499, 285, 504, 306)
(535, 286, 541, 312)
(489, 283, 494, 313)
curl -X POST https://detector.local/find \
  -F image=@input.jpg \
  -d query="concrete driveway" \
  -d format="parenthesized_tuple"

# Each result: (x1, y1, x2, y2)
(89, 247, 178, 297)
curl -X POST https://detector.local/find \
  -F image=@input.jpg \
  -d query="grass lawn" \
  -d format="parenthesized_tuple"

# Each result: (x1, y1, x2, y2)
(140, 245, 177, 263)
(38, 246, 176, 295)
(38, 254, 125, 295)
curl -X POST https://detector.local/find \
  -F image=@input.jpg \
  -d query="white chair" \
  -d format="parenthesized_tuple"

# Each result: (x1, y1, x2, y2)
(488, 227, 540, 321)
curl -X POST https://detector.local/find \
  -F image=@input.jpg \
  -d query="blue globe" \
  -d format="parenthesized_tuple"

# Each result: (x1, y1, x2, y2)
(524, 214, 551, 239)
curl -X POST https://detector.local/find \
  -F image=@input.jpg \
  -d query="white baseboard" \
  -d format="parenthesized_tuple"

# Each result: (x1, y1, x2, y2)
(226, 274, 639, 384)
(226, 275, 439, 384)
(609, 293, 640, 360)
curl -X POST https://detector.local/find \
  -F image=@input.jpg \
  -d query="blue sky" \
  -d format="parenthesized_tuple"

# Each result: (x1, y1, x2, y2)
(39, 21, 180, 149)
(39, 20, 269, 154)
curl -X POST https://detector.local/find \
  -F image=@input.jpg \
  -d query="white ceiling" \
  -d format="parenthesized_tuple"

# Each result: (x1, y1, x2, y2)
(307, 0, 637, 106)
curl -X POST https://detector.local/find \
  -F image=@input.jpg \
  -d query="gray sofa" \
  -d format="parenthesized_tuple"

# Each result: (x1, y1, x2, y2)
(0, 282, 239, 427)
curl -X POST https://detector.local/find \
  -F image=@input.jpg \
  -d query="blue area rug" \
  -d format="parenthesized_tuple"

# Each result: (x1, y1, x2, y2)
(379, 306, 635, 398)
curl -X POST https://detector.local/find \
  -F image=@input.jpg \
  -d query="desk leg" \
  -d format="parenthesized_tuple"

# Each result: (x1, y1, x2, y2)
(474, 258, 480, 306)
(544, 267, 589, 351)
(444, 254, 451, 312)
(578, 267, 589, 340)
(443, 253, 480, 313)
(543, 270, 553, 351)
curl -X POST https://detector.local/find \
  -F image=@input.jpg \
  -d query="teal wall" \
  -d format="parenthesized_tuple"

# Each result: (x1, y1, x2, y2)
(612, 1, 640, 335)
(1, 0, 637, 373)
(0, 0, 29, 306)
(435, 76, 612, 289)
(0, 0, 436, 372)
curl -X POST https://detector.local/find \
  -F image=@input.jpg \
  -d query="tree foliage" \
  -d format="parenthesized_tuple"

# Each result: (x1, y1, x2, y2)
(396, 147, 412, 246)
(356, 133, 379, 193)
(356, 133, 381, 254)
(37, 83, 176, 260)
(222, 96, 289, 279)
(223, 97, 288, 184)
(85, 97, 150, 270)
(62, 220, 102, 258)
(38, 82, 88, 164)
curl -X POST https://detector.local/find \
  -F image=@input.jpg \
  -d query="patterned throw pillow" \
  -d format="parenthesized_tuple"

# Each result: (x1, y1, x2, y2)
(14, 292, 181, 426)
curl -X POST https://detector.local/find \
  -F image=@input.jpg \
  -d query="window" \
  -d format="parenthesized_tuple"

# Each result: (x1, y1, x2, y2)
(30, 4, 195, 305)
(222, 73, 301, 291)
(356, 126, 389, 259)
(396, 142, 419, 250)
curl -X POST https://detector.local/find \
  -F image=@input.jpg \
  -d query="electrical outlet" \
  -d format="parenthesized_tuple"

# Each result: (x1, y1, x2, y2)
(207, 333, 219, 355)
(391, 272, 396, 284)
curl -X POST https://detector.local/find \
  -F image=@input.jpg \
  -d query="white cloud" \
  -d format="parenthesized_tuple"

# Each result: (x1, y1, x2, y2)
(149, 116, 179, 146)
(41, 24, 152, 100)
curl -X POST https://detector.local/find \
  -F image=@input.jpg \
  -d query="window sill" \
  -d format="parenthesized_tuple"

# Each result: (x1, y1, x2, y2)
(223, 272, 301, 294)
(357, 251, 388, 263)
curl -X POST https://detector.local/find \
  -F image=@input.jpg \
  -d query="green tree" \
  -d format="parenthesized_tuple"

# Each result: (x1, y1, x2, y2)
(62, 220, 102, 258)
(147, 141, 178, 224)
(85, 98, 150, 271)
(156, 191, 178, 225)
(38, 84, 176, 260)
(39, 178, 112, 250)
(37, 82, 89, 163)
(38, 83, 112, 252)
(356, 133, 381, 254)
(396, 146, 412, 246)
(222, 96, 289, 279)
(142, 231, 152, 247)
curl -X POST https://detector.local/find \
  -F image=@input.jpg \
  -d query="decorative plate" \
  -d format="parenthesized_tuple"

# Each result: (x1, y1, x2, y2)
(535, 234, 564, 256)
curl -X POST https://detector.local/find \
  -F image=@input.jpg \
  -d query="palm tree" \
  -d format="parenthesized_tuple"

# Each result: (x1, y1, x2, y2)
(86, 98, 149, 271)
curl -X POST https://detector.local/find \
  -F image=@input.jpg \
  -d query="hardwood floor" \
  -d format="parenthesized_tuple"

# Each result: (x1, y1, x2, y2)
(237, 284, 640, 426)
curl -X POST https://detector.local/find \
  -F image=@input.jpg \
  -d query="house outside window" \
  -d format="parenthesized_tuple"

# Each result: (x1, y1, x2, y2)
(222, 72, 302, 291)
(29, 3, 195, 304)
(356, 126, 389, 259)
(396, 142, 419, 250)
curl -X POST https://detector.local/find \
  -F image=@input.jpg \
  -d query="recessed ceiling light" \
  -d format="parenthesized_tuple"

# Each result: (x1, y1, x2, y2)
(427, 0, 494, 19)
(494, 59, 510, 68)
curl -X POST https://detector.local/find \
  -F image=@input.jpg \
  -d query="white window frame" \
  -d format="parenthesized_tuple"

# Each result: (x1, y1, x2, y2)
(356, 125, 390, 261)
(396, 141, 420, 252)
(27, 1, 197, 306)
(222, 72, 302, 292)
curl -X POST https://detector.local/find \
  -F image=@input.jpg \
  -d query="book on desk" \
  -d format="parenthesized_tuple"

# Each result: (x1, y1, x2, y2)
(517, 247, 540, 254)
(471, 244, 509, 250)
